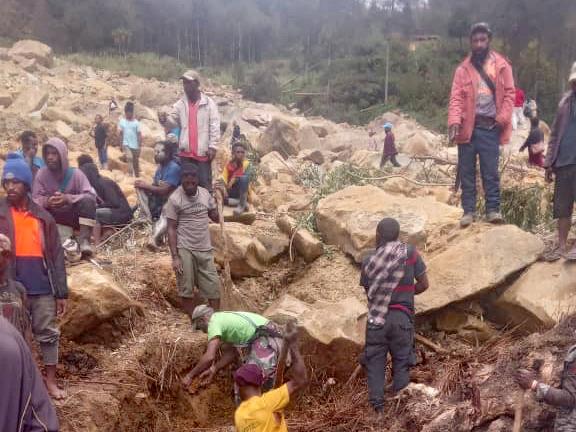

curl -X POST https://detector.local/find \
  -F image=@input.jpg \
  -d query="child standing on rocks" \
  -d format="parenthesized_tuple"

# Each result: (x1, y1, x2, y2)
(119, 101, 142, 177)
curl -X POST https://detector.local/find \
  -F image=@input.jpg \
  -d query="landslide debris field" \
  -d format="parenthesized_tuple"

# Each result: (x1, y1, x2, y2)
(1, 40, 571, 432)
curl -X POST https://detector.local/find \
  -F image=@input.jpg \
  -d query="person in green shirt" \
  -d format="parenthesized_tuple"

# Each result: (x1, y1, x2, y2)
(182, 305, 284, 393)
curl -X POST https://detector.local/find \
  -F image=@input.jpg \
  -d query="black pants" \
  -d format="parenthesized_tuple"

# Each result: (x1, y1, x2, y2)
(364, 310, 414, 410)
(48, 197, 96, 229)
(380, 153, 400, 168)
(180, 157, 212, 191)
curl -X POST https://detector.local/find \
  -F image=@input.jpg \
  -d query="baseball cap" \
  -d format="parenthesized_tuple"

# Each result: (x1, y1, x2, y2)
(180, 70, 201, 82)
(190, 304, 213, 330)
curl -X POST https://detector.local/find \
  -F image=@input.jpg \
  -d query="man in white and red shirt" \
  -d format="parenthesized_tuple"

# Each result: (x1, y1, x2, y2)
(162, 70, 221, 190)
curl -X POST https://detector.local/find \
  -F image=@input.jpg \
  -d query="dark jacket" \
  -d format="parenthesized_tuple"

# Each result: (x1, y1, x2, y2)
(0, 198, 68, 299)
(545, 92, 575, 169)
(80, 163, 131, 216)
(0, 317, 59, 432)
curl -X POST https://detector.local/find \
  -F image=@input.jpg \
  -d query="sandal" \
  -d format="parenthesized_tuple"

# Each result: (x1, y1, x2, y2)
(543, 245, 562, 262)
(563, 248, 576, 261)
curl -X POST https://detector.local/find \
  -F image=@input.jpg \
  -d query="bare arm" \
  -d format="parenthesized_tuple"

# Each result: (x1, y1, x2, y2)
(211, 343, 237, 373)
(187, 338, 221, 380)
(415, 272, 429, 295)
(137, 181, 175, 197)
(208, 208, 219, 223)
(286, 338, 308, 395)
(167, 218, 178, 259)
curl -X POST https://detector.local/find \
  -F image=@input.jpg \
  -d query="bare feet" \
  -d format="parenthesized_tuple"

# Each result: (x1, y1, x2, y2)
(45, 378, 66, 400)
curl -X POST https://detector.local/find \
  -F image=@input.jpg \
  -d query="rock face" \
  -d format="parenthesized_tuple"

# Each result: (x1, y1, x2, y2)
(54, 120, 75, 138)
(256, 116, 300, 157)
(209, 222, 288, 277)
(0, 91, 13, 108)
(265, 294, 365, 379)
(316, 185, 461, 262)
(494, 261, 576, 330)
(416, 225, 544, 315)
(276, 214, 323, 262)
(10, 87, 49, 113)
(61, 264, 137, 340)
(349, 150, 381, 170)
(9, 40, 54, 68)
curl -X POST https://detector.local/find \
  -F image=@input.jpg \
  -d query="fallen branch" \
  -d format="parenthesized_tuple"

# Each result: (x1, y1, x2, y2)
(415, 334, 448, 354)
(96, 219, 146, 249)
(346, 171, 453, 187)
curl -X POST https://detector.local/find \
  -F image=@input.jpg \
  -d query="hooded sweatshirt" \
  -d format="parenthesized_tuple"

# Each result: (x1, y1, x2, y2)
(0, 317, 59, 432)
(32, 138, 97, 209)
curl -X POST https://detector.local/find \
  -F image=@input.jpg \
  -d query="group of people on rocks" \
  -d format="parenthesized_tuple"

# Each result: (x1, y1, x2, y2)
(3, 21, 576, 432)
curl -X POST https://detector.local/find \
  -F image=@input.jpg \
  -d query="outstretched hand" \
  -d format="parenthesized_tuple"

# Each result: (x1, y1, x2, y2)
(514, 369, 536, 390)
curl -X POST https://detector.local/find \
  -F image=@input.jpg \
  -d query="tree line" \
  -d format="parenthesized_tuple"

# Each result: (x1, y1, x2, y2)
(4, 0, 576, 127)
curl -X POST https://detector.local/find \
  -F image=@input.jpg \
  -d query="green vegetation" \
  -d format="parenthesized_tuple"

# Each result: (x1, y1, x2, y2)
(64, 52, 189, 82)
(14, 0, 573, 129)
(296, 163, 380, 233)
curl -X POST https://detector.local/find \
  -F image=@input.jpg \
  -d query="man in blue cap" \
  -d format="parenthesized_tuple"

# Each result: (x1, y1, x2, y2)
(380, 123, 401, 168)
(0, 153, 68, 400)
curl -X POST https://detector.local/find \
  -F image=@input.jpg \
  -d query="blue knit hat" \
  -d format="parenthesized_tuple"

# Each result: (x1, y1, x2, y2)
(3, 153, 33, 188)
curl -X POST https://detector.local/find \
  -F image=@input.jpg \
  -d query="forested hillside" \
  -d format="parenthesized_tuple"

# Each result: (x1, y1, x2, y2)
(2, 0, 576, 128)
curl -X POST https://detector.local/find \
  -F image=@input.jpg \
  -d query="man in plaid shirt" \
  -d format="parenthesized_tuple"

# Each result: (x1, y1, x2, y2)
(360, 218, 429, 413)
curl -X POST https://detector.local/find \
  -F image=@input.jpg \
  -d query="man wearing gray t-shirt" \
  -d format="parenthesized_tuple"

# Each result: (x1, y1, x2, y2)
(165, 166, 221, 321)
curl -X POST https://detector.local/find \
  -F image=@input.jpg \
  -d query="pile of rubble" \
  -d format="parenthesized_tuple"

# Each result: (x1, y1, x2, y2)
(0, 39, 569, 431)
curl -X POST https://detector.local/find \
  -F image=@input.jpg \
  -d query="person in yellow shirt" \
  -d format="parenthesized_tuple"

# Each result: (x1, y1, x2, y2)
(234, 328, 307, 432)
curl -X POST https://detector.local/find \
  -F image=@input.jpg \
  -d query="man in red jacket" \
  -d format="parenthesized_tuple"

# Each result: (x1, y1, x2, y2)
(448, 23, 515, 228)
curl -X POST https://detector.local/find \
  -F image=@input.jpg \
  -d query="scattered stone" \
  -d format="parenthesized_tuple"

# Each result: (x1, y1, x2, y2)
(297, 149, 325, 165)
(209, 222, 288, 277)
(417, 225, 544, 314)
(54, 120, 75, 139)
(0, 91, 13, 108)
(61, 264, 138, 340)
(42, 107, 78, 124)
(349, 149, 381, 170)
(10, 86, 49, 113)
(276, 214, 323, 262)
(9, 40, 54, 68)
(256, 116, 300, 157)
(316, 185, 461, 262)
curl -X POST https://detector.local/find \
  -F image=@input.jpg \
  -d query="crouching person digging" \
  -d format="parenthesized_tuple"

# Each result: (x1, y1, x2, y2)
(182, 306, 285, 399)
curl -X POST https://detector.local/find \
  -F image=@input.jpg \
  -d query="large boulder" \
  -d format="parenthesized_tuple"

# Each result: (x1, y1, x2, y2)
(276, 214, 323, 263)
(316, 185, 461, 262)
(349, 150, 381, 170)
(9, 40, 54, 68)
(318, 129, 367, 153)
(400, 131, 438, 156)
(494, 261, 576, 330)
(0, 91, 13, 108)
(241, 105, 280, 128)
(259, 151, 293, 177)
(416, 225, 544, 315)
(61, 264, 138, 340)
(265, 294, 365, 379)
(256, 179, 312, 213)
(10, 87, 49, 114)
(54, 120, 74, 139)
(209, 222, 288, 277)
(297, 124, 323, 151)
(256, 116, 300, 158)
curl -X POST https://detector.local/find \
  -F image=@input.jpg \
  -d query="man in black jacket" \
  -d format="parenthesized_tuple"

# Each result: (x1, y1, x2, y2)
(78, 154, 132, 244)
(0, 153, 68, 399)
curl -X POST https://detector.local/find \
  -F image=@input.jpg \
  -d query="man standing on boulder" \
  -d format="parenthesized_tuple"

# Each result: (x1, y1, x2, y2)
(165, 167, 221, 320)
(448, 23, 515, 228)
(544, 62, 576, 261)
(0, 154, 68, 400)
(160, 70, 221, 190)
(32, 138, 98, 258)
(360, 218, 429, 413)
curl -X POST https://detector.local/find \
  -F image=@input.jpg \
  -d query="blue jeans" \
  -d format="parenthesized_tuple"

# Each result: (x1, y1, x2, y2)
(97, 145, 108, 166)
(228, 175, 249, 199)
(458, 127, 500, 214)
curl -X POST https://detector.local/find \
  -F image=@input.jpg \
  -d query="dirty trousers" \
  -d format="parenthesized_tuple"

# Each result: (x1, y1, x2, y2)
(28, 295, 60, 366)
(364, 309, 413, 410)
